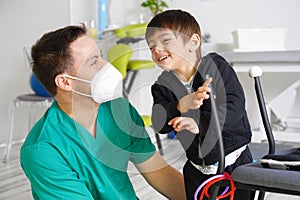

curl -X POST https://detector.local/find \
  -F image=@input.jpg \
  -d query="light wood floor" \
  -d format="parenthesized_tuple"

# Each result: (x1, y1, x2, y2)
(1, 134, 300, 200)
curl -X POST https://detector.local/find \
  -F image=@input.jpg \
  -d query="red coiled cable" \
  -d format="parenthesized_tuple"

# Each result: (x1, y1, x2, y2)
(194, 172, 235, 200)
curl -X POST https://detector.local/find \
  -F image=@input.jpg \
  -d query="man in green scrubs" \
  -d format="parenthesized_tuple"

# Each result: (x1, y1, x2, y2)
(20, 25, 186, 200)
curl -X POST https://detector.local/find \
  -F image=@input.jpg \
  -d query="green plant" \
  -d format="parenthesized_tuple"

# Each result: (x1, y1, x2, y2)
(141, 0, 169, 16)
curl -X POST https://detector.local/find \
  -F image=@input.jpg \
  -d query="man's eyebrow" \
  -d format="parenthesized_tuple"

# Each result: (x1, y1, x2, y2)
(87, 54, 99, 60)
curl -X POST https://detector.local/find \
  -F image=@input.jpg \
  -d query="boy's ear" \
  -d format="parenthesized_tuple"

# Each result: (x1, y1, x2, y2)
(55, 74, 73, 91)
(189, 33, 201, 52)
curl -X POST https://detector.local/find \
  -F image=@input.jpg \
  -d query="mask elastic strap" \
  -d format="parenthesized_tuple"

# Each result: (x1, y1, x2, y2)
(71, 89, 92, 98)
(63, 74, 93, 98)
(63, 74, 91, 84)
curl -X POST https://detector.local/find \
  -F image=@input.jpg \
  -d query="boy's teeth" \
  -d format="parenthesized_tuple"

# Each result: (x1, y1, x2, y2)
(159, 55, 168, 61)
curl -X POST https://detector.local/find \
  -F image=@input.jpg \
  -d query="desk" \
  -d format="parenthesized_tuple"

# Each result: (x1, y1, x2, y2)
(222, 50, 300, 72)
(221, 50, 300, 143)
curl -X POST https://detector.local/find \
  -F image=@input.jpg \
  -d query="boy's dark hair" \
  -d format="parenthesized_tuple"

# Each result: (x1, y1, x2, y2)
(146, 9, 201, 44)
(31, 25, 87, 96)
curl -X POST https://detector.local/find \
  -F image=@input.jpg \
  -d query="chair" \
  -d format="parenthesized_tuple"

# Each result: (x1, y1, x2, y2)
(114, 23, 148, 45)
(107, 43, 163, 154)
(3, 94, 53, 163)
(114, 23, 148, 41)
(3, 48, 54, 163)
(107, 43, 132, 80)
(107, 43, 155, 98)
(231, 66, 300, 199)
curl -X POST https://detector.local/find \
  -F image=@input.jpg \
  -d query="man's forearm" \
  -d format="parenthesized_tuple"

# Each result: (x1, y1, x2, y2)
(142, 165, 186, 200)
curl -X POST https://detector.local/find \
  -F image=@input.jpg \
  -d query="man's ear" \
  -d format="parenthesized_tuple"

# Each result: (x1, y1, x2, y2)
(55, 74, 73, 91)
(189, 33, 201, 52)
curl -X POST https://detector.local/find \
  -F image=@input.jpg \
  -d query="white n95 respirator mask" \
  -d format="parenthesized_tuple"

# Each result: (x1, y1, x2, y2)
(64, 62, 123, 103)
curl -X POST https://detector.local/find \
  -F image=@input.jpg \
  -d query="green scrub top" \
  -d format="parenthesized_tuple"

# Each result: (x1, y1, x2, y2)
(20, 98, 156, 200)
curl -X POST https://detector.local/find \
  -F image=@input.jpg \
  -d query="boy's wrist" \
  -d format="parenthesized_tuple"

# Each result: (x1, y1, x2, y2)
(177, 100, 188, 113)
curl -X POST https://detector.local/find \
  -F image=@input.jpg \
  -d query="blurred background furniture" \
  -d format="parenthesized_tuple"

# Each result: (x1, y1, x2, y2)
(222, 50, 300, 144)
(231, 66, 300, 199)
(107, 43, 155, 98)
(268, 80, 300, 131)
(3, 49, 54, 163)
(114, 23, 147, 45)
(3, 93, 53, 163)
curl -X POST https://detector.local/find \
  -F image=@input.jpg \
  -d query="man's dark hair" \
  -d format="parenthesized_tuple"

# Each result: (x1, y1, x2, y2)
(31, 25, 87, 96)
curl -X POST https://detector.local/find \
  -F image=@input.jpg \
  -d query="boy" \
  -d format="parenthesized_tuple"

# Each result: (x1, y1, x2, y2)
(146, 9, 254, 199)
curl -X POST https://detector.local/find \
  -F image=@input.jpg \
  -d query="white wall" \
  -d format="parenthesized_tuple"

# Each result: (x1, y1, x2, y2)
(169, 0, 300, 50)
(69, 0, 97, 25)
(0, 0, 70, 144)
(108, 0, 300, 50)
(0, 0, 300, 145)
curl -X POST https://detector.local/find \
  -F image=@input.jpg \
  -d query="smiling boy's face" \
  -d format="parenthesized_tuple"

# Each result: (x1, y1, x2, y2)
(146, 28, 200, 72)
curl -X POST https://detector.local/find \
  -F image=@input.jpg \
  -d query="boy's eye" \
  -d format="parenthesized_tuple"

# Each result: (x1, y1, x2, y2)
(148, 42, 155, 50)
(149, 46, 155, 51)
